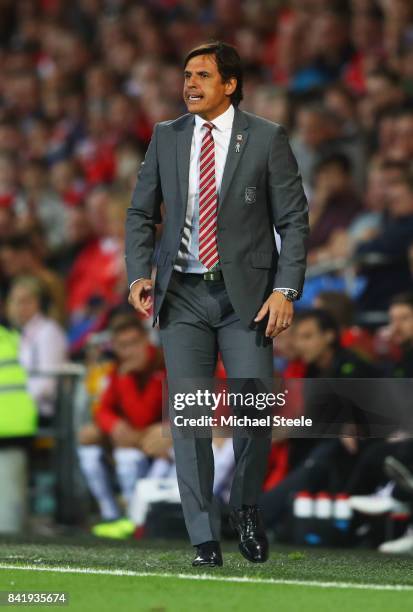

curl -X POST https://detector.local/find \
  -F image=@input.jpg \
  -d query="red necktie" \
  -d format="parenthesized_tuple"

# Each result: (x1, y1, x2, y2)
(198, 122, 220, 270)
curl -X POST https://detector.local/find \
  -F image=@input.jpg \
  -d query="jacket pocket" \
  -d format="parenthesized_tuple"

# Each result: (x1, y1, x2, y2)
(250, 251, 274, 269)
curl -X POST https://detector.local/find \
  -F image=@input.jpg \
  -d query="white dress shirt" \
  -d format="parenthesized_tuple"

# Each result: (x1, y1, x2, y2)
(19, 313, 68, 417)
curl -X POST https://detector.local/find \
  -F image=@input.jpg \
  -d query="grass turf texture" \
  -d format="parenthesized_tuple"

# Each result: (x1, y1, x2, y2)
(1, 537, 413, 611)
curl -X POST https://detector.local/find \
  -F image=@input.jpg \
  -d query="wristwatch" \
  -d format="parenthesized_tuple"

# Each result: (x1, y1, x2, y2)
(273, 288, 299, 302)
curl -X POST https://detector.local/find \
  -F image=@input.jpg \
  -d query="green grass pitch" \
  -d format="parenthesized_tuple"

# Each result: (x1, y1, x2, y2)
(1, 537, 413, 611)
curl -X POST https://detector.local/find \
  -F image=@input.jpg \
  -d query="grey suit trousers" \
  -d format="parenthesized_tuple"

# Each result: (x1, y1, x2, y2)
(158, 269, 273, 545)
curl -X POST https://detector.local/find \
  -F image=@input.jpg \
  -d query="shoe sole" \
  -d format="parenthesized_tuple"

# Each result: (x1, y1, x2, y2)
(238, 546, 269, 563)
(192, 562, 223, 568)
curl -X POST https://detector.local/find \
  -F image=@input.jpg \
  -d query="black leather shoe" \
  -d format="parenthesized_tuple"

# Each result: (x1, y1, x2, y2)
(192, 541, 223, 567)
(230, 505, 269, 563)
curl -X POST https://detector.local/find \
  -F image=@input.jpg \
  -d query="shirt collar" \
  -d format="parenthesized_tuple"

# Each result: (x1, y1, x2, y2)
(195, 104, 234, 133)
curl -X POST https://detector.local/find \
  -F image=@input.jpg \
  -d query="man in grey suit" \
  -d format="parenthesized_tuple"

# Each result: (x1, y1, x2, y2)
(126, 41, 309, 567)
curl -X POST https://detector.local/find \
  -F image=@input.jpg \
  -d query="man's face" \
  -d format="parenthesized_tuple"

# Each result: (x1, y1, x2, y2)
(0, 246, 25, 277)
(183, 54, 236, 120)
(293, 319, 334, 365)
(366, 167, 403, 212)
(394, 115, 413, 159)
(315, 164, 349, 196)
(389, 304, 413, 345)
(112, 327, 150, 372)
(297, 110, 329, 149)
(387, 181, 413, 217)
(7, 285, 39, 327)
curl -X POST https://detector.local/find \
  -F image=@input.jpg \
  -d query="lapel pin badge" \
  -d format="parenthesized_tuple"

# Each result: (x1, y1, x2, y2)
(235, 133, 243, 153)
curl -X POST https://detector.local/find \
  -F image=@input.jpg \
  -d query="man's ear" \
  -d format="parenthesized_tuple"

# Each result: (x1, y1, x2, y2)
(224, 77, 237, 97)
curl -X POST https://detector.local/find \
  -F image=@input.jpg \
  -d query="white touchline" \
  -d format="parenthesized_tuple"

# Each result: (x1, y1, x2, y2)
(0, 564, 412, 592)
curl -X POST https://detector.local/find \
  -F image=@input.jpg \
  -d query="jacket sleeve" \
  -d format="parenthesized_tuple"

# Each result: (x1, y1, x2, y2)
(267, 125, 309, 295)
(355, 223, 413, 258)
(125, 124, 163, 285)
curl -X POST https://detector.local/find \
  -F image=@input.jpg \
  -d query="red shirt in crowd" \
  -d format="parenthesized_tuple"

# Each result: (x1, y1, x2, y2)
(95, 348, 164, 434)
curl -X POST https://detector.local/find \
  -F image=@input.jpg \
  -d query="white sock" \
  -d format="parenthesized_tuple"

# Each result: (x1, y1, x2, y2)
(146, 458, 173, 478)
(213, 439, 235, 501)
(113, 448, 150, 510)
(77, 445, 120, 521)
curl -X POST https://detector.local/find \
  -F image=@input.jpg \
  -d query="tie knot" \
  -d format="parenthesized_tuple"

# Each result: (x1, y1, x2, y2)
(203, 122, 214, 132)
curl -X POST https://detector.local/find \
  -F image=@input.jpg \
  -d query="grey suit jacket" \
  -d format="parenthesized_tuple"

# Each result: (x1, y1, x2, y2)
(125, 106, 309, 329)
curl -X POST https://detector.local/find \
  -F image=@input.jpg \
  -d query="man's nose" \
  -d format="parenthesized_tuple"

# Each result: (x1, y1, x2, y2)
(186, 76, 198, 88)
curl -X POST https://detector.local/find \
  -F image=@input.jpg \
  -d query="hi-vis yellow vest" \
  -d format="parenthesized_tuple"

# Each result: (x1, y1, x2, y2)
(0, 325, 37, 437)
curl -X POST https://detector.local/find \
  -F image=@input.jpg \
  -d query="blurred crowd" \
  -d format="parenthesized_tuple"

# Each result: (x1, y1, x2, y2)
(0, 0, 413, 549)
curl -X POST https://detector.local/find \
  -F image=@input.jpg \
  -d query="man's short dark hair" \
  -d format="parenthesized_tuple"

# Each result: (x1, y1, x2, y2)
(183, 41, 243, 107)
(0, 233, 32, 252)
(294, 308, 341, 348)
(314, 153, 352, 177)
(316, 291, 355, 328)
(110, 314, 146, 336)
(390, 292, 413, 311)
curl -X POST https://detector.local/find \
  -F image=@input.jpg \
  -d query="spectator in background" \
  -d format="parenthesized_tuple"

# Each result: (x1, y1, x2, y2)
(342, 294, 413, 548)
(0, 198, 16, 240)
(77, 315, 166, 539)
(360, 69, 406, 131)
(251, 85, 290, 127)
(67, 187, 128, 348)
(388, 107, 413, 163)
(290, 8, 354, 92)
(292, 308, 379, 415)
(356, 171, 413, 314)
(314, 290, 375, 359)
(388, 292, 413, 377)
(291, 104, 365, 197)
(308, 153, 362, 262)
(49, 201, 92, 277)
(18, 160, 67, 252)
(348, 160, 406, 245)
(261, 309, 378, 535)
(319, 159, 409, 263)
(6, 275, 67, 421)
(0, 232, 66, 324)
(324, 83, 359, 138)
(0, 152, 21, 209)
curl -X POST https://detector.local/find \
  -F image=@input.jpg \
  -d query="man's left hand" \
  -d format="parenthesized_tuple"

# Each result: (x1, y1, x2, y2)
(254, 292, 294, 338)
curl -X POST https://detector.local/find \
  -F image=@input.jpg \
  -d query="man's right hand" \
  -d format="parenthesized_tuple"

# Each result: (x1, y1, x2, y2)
(128, 278, 153, 317)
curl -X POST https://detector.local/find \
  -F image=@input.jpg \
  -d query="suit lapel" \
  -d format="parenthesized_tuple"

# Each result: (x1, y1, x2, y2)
(176, 114, 195, 218)
(218, 107, 249, 211)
